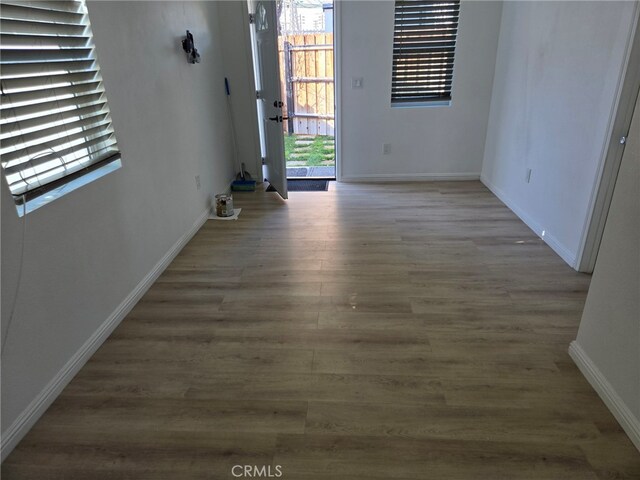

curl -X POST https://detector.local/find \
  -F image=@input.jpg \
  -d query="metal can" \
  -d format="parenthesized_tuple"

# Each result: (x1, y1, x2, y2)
(215, 194, 234, 217)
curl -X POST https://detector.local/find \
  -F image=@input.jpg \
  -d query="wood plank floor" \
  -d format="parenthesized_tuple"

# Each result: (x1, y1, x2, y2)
(3, 182, 639, 479)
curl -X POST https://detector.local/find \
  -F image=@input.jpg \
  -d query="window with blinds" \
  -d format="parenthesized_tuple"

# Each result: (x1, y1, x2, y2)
(391, 0, 460, 105)
(1, 0, 121, 210)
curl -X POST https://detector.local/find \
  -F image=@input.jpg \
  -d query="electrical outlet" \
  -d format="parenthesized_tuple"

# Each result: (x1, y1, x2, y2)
(525, 168, 532, 183)
(383, 143, 391, 155)
(195, 175, 201, 190)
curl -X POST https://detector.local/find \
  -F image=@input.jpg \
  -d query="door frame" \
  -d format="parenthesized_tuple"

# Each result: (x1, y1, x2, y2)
(334, 0, 343, 182)
(577, 5, 640, 273)
(285, 3, 339, 181)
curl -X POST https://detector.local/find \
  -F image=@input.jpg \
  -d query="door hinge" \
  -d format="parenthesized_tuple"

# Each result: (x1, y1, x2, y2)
(256, 90, 261, 100)
(249, 13, 255, 24)
(261, 157, 266, 165)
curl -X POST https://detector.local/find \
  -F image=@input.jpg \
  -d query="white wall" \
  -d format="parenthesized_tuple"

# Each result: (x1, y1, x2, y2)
(217, 1, 263, 181)
(1, 1, 235, 458)
(571, 93, 640, 451)
(338, 1, 502, 181)
(481, 1, 638, 267)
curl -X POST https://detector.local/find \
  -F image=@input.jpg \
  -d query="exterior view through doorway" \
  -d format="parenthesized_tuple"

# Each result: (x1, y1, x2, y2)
(278, 0, 336, 179)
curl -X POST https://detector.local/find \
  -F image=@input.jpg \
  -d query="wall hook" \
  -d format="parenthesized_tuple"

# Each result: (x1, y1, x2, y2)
(181, 30, 201, 64)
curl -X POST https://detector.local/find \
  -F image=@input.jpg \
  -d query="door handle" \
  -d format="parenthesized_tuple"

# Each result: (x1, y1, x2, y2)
(268, 116, 289, 123)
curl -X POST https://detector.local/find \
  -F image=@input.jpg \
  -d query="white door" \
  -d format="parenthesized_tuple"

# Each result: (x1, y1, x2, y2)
(252, 0, 288, 199)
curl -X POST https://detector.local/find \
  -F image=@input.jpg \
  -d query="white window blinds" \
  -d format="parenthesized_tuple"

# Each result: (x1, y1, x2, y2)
(1, 0, 120, 205)
(392, 0, 460, 104)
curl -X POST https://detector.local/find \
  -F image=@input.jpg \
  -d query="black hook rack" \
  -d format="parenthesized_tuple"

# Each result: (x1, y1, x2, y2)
(181, 30, 201, 64)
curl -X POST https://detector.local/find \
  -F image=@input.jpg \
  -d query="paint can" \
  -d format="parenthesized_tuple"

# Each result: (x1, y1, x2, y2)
(215, 194, 234, 217)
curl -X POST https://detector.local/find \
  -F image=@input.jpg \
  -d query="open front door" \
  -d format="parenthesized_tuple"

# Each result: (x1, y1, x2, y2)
(251, 0, 288, 199)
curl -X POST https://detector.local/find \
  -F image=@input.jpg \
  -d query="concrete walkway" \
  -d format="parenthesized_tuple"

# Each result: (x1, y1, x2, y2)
(286, 166, 335, 178)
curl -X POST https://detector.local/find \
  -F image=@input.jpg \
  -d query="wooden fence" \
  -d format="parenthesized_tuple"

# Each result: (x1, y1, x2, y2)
(278, 33, 334, 136)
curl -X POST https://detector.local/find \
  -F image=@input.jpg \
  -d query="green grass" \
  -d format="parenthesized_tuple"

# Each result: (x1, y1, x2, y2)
(284, 133, 297, 157)
(284, 134, 335, 167)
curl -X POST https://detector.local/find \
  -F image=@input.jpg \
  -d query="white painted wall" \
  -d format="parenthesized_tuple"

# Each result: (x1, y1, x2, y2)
(338, 1, 502, 181)
(481, 1, 638, 267)
(217, 1, 263, 181)
(1, 1, 235, 458)
(571, 93, 640, 451)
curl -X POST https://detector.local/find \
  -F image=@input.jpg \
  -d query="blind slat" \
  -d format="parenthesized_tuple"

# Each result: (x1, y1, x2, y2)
(392, 86, 453, 94)
(1, 1, 85, 14)
(394, 11, 459, 18)
(391, 0, 459, 104)
(1, 114, 112, 158)
(393, 97, 452, 101)
(1, 70, 100, 94)
(395, 4, 460, 13)
(394, 60, 455, 66)
(394, 29, 458, 38)
(393, 76, 454, 84)
(1, 32, 91, 48)
(393, 84, 453, 91)
(394, 40, 457, 49)
(1, 93, 106, 125)
(395, 3, 459, 9)
(393, 23, 458, 32)
(1, 81, 104, 109)
(392, 93, 452, 99)
(394, 11, 459, 20)
(2, 122, 113, 169)
(393, 46, 456, 55)
(0, 47, 94, 64)
(1, 59, 95, 79)
(1, 101, 107, 134)
(4, 132, 115, 176)
(393, 55, 455, 62)
(1, 0, 120, 202)
(0, 3, 85, 24)
(1, 18, 86, 36)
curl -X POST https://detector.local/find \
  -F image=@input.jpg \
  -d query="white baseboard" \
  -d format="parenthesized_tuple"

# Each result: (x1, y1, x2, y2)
(569, 341, 640, 452)
(0, 207, 211, 462)
(480, 174, 577, 267)
(340, 172, 480, 182)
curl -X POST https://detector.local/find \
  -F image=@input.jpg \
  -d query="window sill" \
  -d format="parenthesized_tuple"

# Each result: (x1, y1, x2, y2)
(16, 158, 122, 217)
(391, 100, 452, 109)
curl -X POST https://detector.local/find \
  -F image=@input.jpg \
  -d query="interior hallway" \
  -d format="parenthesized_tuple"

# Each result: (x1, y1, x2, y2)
(3, 182, 639, 479)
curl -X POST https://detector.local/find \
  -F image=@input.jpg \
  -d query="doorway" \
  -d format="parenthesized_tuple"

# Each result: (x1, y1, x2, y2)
(248, 0, 337, 194)
(250, 0, 337, 183)
(278, 0, 336, 180)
